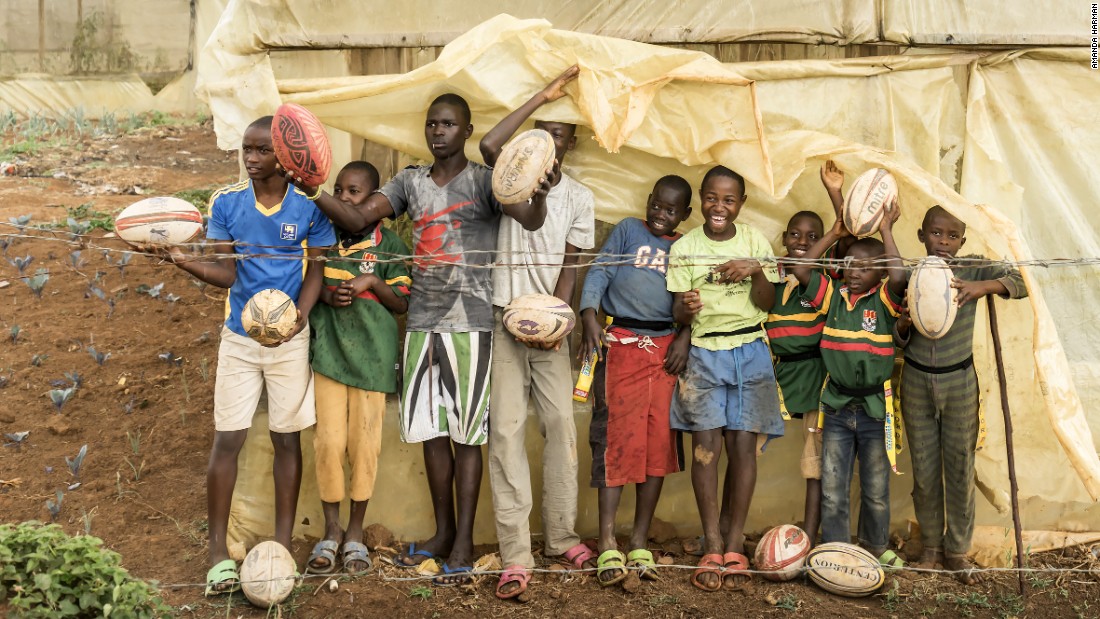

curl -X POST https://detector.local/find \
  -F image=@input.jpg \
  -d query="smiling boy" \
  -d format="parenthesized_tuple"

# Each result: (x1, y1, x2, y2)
(667, 165, 782, 592)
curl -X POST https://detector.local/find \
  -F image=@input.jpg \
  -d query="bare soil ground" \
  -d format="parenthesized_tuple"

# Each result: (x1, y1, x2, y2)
(0, 119, 1097, 618)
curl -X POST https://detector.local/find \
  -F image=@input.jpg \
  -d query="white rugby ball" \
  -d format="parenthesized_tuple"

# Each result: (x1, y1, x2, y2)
(754, 524, 811, 582)
(492, 129, 556, 205)
(844, 169, 898, 238)
(907, 256, 958, 340)
(115, 196, 203, 246)
(240, 541, 297, 608)
(241, 289, 298, 346)
(805, 542, 885, 597)
(502, 293, 575, 343)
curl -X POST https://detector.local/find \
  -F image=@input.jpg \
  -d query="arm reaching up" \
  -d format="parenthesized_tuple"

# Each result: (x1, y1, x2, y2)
(480, 65, 580, 166)
(791, 216, 849, 286)
(878, 197, 908, 299)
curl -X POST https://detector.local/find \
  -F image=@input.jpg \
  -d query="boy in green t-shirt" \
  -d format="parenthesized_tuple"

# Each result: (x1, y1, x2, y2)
(667, 165, 782, 592)
(305, 161, 411, 576)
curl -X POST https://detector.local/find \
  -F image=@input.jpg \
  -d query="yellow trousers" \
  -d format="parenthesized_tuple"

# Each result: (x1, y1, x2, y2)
(312, 372, 386, 503)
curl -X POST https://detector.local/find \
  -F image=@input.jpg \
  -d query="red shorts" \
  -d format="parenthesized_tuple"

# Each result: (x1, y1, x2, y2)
(589, 328, 683, 488)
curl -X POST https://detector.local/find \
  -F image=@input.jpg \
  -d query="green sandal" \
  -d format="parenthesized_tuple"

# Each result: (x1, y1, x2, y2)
(204, 559, 241, 597)
(626, 548, 660, 581)
(596, 549, 628, 587)
(879, 549, 906, 571)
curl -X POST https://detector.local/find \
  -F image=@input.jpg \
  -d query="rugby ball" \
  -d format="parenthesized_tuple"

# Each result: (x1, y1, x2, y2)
(492, 129, 556, 205)
(272, 102, 332, 187)
(907, 256, 958, 340)
(114, 196, 203, 246)
(502, 293, 575, 343)
(241, 289, 298, 346)
(805, 542, 885, 597)
(754, 525, 811, 582)
(240, 541, 297, 608)
(844, 168, 898, 238)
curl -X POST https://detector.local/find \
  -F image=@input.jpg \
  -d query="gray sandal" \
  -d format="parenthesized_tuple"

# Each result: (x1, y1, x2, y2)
(342, 541, 373, 576)
(306, 539, 341, 574)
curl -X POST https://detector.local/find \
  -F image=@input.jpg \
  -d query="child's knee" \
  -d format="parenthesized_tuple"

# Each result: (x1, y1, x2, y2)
(270, 431, 301, 452)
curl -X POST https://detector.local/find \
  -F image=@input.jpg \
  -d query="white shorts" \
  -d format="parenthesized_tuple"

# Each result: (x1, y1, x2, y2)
(214, 325, 316, 433)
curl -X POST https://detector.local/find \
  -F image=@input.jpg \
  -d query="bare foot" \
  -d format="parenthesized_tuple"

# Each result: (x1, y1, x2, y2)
(913, 547, 944, 569)
(945, 555, 982, 585)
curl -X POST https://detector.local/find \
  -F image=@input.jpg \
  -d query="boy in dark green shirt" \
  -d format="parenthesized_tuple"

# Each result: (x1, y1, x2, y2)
(306, 161, 411, 576)
(792, 198, 908, 569)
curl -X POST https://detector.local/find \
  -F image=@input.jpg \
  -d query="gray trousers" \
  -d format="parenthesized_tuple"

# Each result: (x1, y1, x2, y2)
(900, 366, 980, 555)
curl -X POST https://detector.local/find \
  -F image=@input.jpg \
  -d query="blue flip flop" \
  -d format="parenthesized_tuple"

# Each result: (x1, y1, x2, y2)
(432, 563, 472, 587)
(395, 542, 437, 569)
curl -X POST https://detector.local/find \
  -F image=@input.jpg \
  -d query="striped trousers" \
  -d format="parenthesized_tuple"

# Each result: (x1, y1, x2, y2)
(900, 366, 979, 555)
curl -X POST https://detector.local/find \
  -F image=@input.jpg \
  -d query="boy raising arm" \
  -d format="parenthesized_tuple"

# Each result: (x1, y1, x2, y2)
(295, 95, 554, 585)
(791, 198, 908, 570)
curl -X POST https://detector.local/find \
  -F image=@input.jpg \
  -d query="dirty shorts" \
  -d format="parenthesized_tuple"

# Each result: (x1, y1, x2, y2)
(670, 338, 784, 439)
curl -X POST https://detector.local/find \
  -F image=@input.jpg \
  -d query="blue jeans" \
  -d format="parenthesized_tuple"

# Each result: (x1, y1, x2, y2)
(820, 402, 891, 554)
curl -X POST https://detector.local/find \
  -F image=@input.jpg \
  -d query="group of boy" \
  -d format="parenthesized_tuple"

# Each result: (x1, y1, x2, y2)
(151, 63, 1026, 600)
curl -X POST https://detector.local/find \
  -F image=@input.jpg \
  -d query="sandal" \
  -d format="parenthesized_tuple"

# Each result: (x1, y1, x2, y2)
(432, 563, 473, 587)
(342, 541, 373, 576)
(596, 549, 628, 587)
(721, 551, 751, 591)
(626, 548, 660, 581)
(690, 553, 724, 592)
(306, 539, 341, 574)
(395, 542, 437, 569)
(879, 549, 906, 571)
(204, 559, 241, 596)
(495, 565, 530, 600)
(561, 542, 597, 571)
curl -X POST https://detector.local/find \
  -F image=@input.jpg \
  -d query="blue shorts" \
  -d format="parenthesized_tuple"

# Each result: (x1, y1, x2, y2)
(671, 338, 784, 437)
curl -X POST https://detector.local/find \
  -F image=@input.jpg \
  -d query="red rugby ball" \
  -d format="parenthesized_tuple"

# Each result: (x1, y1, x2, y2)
(272, 103, 332, 187)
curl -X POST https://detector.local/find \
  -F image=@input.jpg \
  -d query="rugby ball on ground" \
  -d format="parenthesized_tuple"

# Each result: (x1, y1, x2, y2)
(503, 293, 575, 343)
(492, 129, 556, 205)
(844, 168, 898, 237)
(114, 196, 203, 246)
(272, 102, 332, 187)
(241, 289, 298, 346)
(754, 524, 811, 582)
(240, 541, 297, 608)
(805, 542, 885, 597)
(907, 256, 958, 339)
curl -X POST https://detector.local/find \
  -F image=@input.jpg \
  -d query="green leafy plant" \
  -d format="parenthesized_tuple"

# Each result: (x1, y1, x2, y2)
(0, 521, 169, 617)
(409, 584, 433, 600)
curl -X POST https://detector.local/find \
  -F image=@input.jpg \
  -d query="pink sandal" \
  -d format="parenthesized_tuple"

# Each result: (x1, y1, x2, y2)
(561, 543, 597, 570)
(495, 565, 530, 600)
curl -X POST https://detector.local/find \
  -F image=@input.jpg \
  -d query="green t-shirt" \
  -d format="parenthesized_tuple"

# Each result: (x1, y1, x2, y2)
(666, 224, 780, 351)
(309, 225, 411, 393)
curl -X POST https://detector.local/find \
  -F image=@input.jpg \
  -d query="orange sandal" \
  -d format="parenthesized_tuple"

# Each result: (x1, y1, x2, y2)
(721, 551, 751, 591)
(691, 553, 724, 592)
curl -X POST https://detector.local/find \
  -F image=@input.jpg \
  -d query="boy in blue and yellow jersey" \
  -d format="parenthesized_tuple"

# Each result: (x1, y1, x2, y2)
(897, 206, 1027, 584)
(153, 116, 336, 595)
(790, 198, 907, 570)
(305, 161, 411, 576)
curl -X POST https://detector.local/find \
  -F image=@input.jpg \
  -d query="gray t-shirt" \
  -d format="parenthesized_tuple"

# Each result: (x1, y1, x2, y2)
(379, 162, 502, 332)
(491, 173, 596, 306)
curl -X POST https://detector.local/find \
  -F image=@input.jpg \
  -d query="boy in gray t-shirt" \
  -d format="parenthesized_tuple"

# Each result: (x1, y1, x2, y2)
(301, 93, 553, 585)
